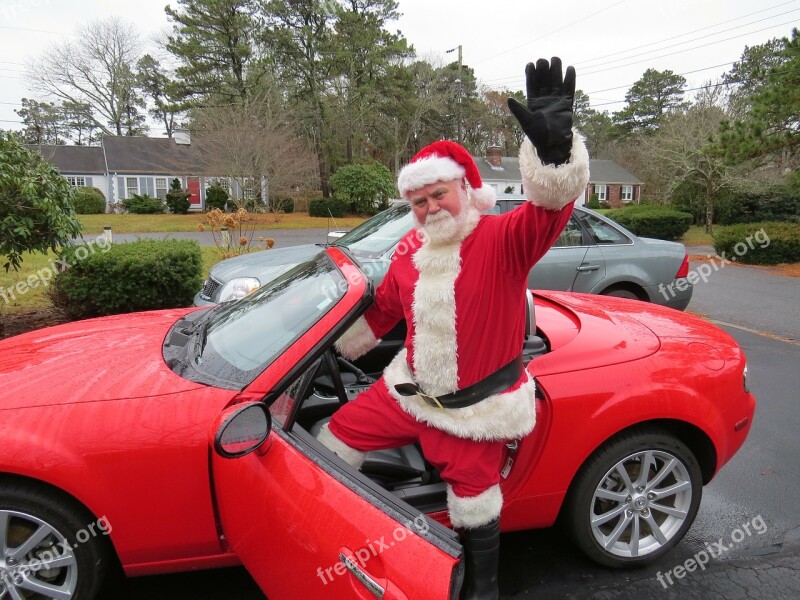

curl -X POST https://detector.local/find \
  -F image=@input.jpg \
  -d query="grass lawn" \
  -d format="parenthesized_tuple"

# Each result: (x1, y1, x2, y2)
(0, 246, 225, 315)
(681, 226, 714, 247)
(78, 213, 368, 234)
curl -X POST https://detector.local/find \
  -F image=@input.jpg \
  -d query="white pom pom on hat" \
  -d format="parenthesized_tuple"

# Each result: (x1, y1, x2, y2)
(397, 140, 497, 211)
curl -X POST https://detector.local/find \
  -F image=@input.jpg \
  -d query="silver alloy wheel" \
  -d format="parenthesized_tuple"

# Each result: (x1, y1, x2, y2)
(589, 449, 693, 558)
(0, 509, 78, 599)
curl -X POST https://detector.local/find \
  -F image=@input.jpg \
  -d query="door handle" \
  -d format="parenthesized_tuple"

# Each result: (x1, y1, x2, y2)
(576, 264, 600, 272)
(340, 550, 385, 599)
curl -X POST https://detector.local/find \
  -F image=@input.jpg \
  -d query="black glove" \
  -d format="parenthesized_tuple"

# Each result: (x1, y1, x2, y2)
(508, 57, 576, 166)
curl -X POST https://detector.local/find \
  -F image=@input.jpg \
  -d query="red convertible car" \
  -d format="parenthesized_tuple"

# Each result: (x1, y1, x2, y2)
(0, 247, 754, 600)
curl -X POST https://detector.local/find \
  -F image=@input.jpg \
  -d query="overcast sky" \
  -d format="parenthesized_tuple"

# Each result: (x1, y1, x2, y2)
(0, 0, 797, 135)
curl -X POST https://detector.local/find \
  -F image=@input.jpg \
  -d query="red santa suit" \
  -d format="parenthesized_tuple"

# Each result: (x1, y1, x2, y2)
(318, 134, 590, 528)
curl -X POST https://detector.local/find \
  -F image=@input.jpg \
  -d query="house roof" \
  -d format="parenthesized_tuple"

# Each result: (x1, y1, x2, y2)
(26, 145, 106, 175)
(102, 136, 213, 175)
(473, 154, 643, 186)
(473, 155, 522, 183)
(588, 159, 643, 185)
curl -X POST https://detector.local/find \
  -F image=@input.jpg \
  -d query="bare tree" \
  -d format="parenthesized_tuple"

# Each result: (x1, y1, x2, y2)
(638, 101, 745, 233)
(192, 96, 318, 212)
(27, 17, 146, 136)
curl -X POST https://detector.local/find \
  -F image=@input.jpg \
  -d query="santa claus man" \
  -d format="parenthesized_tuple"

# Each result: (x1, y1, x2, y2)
(317, 57, 589, 600)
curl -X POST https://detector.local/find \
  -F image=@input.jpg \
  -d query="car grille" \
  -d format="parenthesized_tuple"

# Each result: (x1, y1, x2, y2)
(200, 277, 221, 301)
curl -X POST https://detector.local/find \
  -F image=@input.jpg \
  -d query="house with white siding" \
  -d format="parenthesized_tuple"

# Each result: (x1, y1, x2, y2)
(29, 130, 260, 212)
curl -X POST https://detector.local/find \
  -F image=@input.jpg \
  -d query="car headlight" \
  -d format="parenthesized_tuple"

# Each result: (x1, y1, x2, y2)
(217, 277, 260, 303)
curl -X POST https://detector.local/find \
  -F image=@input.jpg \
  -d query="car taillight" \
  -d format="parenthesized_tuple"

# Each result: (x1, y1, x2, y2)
(675, 254, 689, 279)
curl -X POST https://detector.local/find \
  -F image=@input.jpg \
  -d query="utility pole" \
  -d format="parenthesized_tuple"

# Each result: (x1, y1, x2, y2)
(446, 45, 463, 144)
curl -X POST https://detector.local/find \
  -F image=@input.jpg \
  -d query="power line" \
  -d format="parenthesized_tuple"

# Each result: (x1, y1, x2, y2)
(0, 25, 76, 36)
(580, 18, 799, 77)
(573, 0, 800, 68)
(473, 0, 628, 65)
(588, 65, 800, 109)
(481, 6, 798, 87)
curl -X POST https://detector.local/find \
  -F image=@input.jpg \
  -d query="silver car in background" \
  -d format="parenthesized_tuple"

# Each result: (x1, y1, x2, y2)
(195, 197, 692, 310)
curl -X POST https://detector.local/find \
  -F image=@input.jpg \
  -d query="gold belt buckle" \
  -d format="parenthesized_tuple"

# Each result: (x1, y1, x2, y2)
(418, 392, 445, 410)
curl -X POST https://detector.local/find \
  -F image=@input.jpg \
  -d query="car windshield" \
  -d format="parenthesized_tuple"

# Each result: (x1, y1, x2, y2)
(333, 203, 413, 258)
(194, 253, 345, 386)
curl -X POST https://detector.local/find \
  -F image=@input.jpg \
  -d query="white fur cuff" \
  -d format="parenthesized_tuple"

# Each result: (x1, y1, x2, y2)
(519, 130, 590, 210)
(447, 484, 503, 528)
(334, 315, 380, 360)
(316, 423, 367, 469)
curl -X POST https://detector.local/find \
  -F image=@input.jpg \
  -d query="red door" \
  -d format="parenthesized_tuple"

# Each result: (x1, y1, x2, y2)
(211, 248, 463, 599)
(187, 177, 201, 208)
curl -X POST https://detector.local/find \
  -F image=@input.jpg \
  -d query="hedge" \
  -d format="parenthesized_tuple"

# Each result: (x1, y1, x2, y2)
(72, 187, 106, 214)
(606, 205, 692, 241)
(713, 222, 800, 265)
(123, 193, 165, 214)
(309, 198, 348, 218)
(52, 239, 204, 318)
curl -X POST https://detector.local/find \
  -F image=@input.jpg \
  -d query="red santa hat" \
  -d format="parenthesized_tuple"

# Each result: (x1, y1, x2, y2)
(397, 140, 497, 211)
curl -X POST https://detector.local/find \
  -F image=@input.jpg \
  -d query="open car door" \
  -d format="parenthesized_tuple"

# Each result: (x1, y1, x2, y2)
(210, 248, 463, 600)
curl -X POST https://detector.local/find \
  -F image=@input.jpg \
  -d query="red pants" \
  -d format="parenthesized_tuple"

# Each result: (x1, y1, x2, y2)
(327, 378, 506, 498)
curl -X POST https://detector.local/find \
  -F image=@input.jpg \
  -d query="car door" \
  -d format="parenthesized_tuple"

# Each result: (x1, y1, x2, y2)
(529, 211, 606, 292)
(211, 247, 463, 600)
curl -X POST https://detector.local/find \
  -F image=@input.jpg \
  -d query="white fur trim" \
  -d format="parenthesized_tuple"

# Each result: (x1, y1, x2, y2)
(384, 349, 537, 441)
(316, 423, 367, 469)
(469, 184, 497, 211)
(334, 315, 380, 360)
(411, 242, 462, 396)
(398, 155, 465, 198)
(447, 484, 503, 528)
(519, 129, 590, 210)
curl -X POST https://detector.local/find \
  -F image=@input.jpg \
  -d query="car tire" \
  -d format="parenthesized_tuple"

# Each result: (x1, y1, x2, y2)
(563, 429, 702, 567)
(0, 481, 113, 600)
(601, 287, 640, 300)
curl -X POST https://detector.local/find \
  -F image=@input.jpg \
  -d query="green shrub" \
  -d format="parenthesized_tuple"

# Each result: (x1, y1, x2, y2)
(52, 239, 203, 318)
(271, 195, 295, 214)
(586, 194, 601, 209)
(72, 187, 106, 214)
(206, 183, 229, 211)
(309, 198, 348, 218)
(329, 163, 396, 215)
(0, 132, 82, 271)
(123, 193, 165, 214)
(713, 222, 800, 265)
(607, 205, 692, 241)
(165, 178, 191, 214)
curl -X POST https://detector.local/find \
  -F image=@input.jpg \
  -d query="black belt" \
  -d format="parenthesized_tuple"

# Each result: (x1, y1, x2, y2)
(394, 355, 523, 409)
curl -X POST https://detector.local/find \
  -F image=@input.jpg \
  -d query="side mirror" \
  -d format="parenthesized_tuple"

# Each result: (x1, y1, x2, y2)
(213, 402, 272, 459)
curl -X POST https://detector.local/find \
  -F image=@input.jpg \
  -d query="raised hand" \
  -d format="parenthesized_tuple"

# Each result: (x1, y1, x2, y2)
(508, 57, 576, 166)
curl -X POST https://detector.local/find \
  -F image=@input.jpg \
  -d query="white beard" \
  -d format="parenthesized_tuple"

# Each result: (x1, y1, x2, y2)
(415, 191, 470, 246)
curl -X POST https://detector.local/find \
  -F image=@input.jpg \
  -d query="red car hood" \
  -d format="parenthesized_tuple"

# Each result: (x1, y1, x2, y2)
(0, 309, 209, 409)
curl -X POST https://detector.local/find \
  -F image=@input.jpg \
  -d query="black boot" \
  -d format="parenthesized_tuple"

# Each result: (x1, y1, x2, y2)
(459, 519, 500, 600)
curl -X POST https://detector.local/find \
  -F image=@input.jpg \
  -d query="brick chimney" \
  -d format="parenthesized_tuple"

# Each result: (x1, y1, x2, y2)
(486, 146, 502, 167)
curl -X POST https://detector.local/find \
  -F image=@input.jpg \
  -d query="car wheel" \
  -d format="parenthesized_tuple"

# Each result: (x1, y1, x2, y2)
(564, 429, 702, 567)
(601, 287, 640, 300)
(0, 482, 112, 600)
